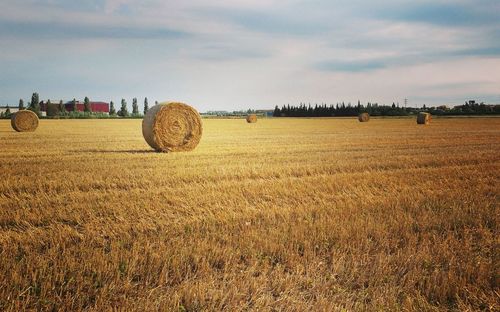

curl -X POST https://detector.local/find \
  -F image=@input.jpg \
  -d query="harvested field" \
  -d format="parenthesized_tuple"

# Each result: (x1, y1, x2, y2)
(0, 117, 499, 311)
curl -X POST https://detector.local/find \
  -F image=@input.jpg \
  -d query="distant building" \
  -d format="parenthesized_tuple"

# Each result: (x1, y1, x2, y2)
(39, 100, 110, 115)
(255, 109, 274, 117)
(64, 101, 110, 113)
(0, 106, 20, 114)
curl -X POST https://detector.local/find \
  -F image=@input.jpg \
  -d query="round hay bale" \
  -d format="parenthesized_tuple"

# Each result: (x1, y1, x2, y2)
(11, 110, 39, 132)
(246, 114, 257, 123)
(417, 112, 431, 125)
(358, 112, 370, 122)
(142, 102, 202, 152)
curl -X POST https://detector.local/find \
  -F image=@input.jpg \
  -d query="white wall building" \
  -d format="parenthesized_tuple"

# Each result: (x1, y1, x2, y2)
(0, 106, 20, 114)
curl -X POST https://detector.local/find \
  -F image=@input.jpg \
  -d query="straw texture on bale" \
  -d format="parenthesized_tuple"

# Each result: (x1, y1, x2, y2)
(358, 112, 370, 122)
(417, 112, 432, 125)
(11, 110, 39, 132)
(142, 102, 202, 152)
(246, 114, 257, 123)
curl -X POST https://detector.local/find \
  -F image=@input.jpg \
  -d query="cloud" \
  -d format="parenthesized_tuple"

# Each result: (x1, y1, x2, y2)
(316, 41, 500, 73)
(104, 0, 130, 14)
(371, 1, 500, 27)
(316, 60, 387, 72)
(0, 19, 190, 40)
(452, 46, 500, 57)
(192, 6, 331, 36)
(188, 43, 272, 61)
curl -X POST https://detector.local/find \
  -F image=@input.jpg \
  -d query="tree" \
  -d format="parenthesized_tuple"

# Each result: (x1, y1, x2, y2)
(59, 100, 65, 114)
(155, 100, 158, 105)
(143, 97, 149, 115)
(72, 98, 78, 112)
(84, 96, 91, 113)
(29, 92, 40, 115)
(273, 105, 280, 117)
(18, 99, 24, 110)
(46, 99, 51, 114)
(5, 106, 11, 117)
(119, 99, 129, 117)
(109, 101, 116, 115)
(132, 98, 139, 115)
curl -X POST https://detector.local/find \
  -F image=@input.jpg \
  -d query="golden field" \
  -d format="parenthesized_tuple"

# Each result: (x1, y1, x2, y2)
(0, 117, 498, 311)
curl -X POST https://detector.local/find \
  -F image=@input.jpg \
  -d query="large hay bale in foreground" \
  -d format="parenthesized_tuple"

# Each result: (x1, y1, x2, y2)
(142, 102, 202, 152)
(417, 112, 431, 125)
(11, 110, 39, 132)
(358, 112, 370, 122)
(246, 114, 257, 123)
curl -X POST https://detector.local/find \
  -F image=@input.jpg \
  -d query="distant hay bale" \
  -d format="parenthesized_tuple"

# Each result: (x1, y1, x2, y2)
(358, 112, 370, 122)
(142, 102, 202, 152)
(246, 114, 257, 123)
(417, 112, 431, 125)
(11, 110, 39, 132)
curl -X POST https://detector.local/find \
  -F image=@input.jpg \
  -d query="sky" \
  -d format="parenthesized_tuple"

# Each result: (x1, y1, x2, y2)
(0, 0, 499, 111)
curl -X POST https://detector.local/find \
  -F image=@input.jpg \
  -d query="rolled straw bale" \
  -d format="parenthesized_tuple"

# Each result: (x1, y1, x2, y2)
(11, 110, 39, 132)
(358, 112, 370, 122)
(142, 102, 202, 152)
(246, 114, 257, 123)
(417, 112, 431, 125)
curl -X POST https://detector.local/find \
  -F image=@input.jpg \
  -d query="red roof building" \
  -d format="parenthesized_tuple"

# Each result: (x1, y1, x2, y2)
(39, 100, 110, 114)
(63, 101, 110, 113)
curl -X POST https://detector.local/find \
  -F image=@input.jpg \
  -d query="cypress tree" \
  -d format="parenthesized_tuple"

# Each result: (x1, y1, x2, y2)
(59, 100, 65, 114)
(84, 96, 91, 113)
(109, 101, 116, 115)
(144, 97, 149, 114)
(72, 98, 78, 112)
(119, 99, 129, 117)
(132, 98, 139, 115)
(273, 105, 280, 117)
(18, 99, 24, 110)
(29, 92, 40, 115)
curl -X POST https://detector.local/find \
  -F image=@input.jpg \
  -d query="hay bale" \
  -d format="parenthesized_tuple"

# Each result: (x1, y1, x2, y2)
(11, 110, 39, 132)
(142, 102, 202, 152)
(358, 112, 370, 122)
(417, 112, 431, 125)
(246, 114, 257, 123)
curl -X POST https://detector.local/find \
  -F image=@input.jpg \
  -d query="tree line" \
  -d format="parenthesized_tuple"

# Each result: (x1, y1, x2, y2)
(274, 101, 411, 117)
(273, 101, 500, 117)
(1, 92, 158, 119)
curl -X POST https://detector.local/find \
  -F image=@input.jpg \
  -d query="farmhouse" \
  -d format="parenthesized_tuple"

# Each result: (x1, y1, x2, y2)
(39, 100, 110, 116)
(64, 101, 110, 113)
